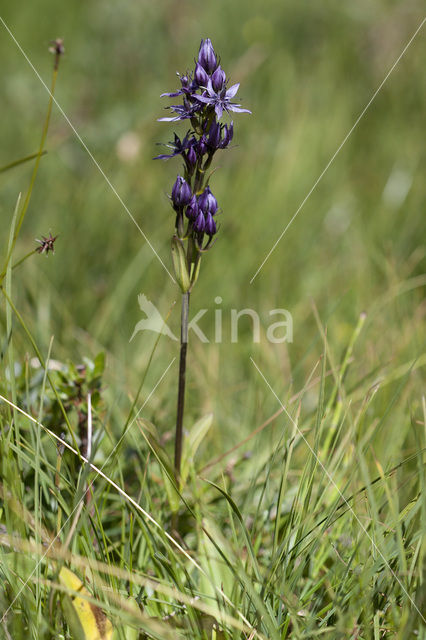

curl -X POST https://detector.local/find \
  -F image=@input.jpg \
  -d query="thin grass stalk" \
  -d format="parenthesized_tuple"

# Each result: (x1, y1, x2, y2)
(0, 59, 58, 284)
(5, 195, 21, 461)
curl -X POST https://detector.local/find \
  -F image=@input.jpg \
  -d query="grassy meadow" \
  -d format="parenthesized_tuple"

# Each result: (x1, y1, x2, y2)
(0, 1, 425, 638)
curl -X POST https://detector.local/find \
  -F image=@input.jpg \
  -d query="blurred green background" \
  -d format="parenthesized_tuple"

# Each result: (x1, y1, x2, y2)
(1, 0, 424, 449)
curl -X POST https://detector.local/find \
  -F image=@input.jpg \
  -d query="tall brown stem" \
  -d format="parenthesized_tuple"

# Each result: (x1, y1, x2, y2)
(174, 291, 190, 485)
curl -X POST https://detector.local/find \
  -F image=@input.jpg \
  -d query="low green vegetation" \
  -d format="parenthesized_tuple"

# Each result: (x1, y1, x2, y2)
(0, 2, 425, 638)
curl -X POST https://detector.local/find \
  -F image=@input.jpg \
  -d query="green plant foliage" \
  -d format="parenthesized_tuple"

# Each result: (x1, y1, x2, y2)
(0, 2, 425, 638)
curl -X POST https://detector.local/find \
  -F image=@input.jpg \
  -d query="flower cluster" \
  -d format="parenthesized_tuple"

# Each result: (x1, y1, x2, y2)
(156, 38, 250, 290)
(170, 176, 218, 239)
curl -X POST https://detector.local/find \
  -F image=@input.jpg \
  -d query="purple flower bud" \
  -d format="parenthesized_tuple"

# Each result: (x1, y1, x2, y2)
(194, 62, 209, 87)
(211, 65, 226, 92)
(186, 144, 197, 170)
(198, 186, 218, 215)
(205, 212, 217, 236)
(197, 136, 207, 156)
(171, 175, 192, 208)
(198, 38, 218, 74)
(194, 210, 206, 232)
(207, 119, 221, 150)
(219, 121, 234, 149)
(185, 194, 198, 220)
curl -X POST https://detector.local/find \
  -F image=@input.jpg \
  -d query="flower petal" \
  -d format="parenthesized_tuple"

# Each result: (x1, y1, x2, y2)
(226, 83, 240, 99)
(160, 91, 183, 98)
(193, 94, 213, 104)
(158, 115, 184, 122)
(228, 105, 252, 114)
(206, 79, 216, 96)
(215, 103, 224, 119)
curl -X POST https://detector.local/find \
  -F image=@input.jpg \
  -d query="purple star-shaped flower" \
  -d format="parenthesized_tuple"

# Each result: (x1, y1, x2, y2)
(158, 100, 202, 122)
(193, 80, 251, 120)
(154, 132, 193, 160)
(161, 73, 198, 99)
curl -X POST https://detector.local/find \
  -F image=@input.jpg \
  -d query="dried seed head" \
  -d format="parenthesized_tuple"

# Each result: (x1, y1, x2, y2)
(49, 38, 64, 70)
(36, 232, 58, 256)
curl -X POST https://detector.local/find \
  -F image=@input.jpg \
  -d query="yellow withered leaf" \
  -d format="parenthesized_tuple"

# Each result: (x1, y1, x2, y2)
(59, 566, 113, 640)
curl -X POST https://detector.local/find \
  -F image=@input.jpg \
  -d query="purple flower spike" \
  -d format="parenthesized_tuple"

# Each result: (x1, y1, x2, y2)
(205, 212, 217, 236)
(171, 175, 192, 208)
(198, 186, 218, 215)
(157, 38, 250, 251)
(211, 66, 226, 92)
(198, 38, 218, 74)
(194, 210, 206, 232)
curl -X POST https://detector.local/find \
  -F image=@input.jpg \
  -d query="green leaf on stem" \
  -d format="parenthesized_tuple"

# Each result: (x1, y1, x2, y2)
(171, 236, 191, 293)
(181, 413, 213, 487)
